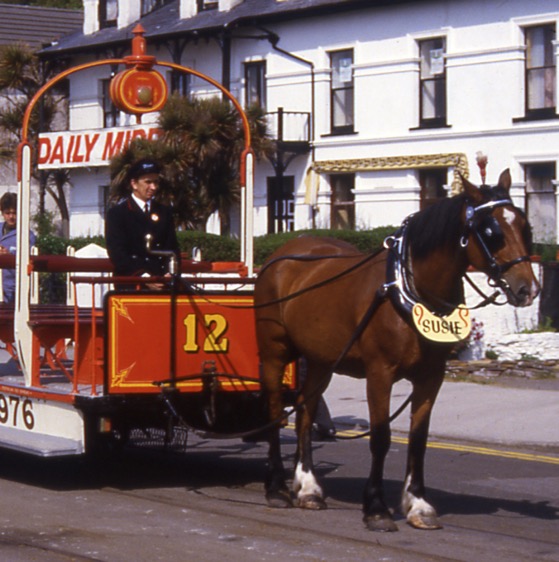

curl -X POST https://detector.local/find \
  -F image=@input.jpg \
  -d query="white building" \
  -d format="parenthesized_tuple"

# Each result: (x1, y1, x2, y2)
(39, 0, 559, 244)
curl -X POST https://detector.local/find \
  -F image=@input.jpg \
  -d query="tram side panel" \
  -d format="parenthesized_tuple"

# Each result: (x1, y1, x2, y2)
(104, 291, 297, 434)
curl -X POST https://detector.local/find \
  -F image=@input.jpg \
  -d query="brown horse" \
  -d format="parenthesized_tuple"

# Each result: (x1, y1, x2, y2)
(254, 169, 539, 532)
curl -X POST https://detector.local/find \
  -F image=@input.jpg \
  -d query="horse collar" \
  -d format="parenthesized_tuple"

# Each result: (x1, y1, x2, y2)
(383, 220, 472, 344)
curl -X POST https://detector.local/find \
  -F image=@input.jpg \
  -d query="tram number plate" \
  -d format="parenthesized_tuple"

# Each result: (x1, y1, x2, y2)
(0, 394, 35, 430)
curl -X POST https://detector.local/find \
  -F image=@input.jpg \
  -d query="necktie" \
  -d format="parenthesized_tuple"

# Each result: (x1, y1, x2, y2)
(144, 203, 150, 215)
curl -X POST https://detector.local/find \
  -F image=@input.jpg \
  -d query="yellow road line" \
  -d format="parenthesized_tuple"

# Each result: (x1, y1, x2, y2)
(286, 424, 559, 465)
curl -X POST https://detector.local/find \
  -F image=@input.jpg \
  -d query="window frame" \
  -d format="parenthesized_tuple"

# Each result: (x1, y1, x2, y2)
(101, 79, 121, 128)
(418, 37, 447, 128)
(523, 24, 557, 120)
(244, 61, 266, 109)
(99, 0, 117, 29)
(329, 49, 355, 135)
(330, 173, 355, 230)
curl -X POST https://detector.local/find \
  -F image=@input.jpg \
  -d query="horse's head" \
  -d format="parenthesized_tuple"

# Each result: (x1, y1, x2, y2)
(460, 169, 540, 307)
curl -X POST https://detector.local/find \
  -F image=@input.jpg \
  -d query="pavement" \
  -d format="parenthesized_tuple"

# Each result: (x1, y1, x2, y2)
(322, 371, 559, 452)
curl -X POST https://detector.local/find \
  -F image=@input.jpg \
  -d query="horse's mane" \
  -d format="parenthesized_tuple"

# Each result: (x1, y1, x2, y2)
(406, 185, 514, 259)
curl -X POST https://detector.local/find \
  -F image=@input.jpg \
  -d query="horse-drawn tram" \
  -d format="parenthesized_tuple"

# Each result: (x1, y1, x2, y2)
(0, 27, 297, 458)
(0, 26, 541, 533)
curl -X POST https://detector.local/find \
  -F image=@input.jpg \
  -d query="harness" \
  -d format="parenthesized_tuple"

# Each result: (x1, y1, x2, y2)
(383, 197, 531, 320)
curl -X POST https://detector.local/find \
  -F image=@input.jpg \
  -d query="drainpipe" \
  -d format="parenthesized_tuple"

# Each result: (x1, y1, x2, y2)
(220, 26, 232, 98)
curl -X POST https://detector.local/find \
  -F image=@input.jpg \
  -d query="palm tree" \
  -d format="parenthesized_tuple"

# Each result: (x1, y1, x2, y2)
(109, 94, 272, 232)
(0, 43, 69, 230)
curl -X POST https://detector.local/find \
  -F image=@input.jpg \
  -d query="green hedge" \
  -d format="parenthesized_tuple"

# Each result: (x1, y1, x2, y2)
(39, 228, 556, 264)
(34, 227, 399, 265)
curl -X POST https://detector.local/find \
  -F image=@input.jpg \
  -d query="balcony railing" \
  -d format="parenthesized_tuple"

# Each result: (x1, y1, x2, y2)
(265, 107, 311, 146)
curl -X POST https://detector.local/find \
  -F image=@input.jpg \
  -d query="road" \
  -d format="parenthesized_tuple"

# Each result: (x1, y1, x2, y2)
(0, 427, 557, 561)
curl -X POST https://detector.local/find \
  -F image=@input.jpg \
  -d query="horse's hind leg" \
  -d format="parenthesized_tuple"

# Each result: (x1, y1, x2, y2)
(292, 360, 329, 510)
(401, 368, 444, 530)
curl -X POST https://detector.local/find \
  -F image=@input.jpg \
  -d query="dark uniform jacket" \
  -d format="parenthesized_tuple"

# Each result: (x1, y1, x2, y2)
(105, 196, 179, 277)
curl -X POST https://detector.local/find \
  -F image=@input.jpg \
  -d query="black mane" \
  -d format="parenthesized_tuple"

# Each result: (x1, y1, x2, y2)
(406, 185, 515, 259)
(406, 193, 467, 259)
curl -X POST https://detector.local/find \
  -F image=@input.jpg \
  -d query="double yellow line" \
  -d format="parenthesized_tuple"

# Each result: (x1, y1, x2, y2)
(288, 425, 559, 465)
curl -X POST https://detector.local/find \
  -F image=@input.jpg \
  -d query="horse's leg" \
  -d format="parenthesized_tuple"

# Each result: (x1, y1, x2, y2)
(362, 369, 398, 532)
(293, 360, 329, 510)
(401, 366, 445, 530)
(261, 354, 293, 508)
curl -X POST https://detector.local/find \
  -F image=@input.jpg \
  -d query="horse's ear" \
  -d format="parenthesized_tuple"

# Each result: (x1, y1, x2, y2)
(497, 169, 512, 192)
(459, 173, 483, 203)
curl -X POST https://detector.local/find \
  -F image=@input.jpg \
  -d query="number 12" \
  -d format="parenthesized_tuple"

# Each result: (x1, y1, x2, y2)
(183, 313, 229, 353)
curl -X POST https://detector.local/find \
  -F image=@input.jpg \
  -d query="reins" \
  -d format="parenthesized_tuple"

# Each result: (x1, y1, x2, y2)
(158, 195, 531, 443)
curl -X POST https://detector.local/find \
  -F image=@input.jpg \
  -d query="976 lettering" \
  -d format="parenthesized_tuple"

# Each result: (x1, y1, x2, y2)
(0, 394, 35, 430)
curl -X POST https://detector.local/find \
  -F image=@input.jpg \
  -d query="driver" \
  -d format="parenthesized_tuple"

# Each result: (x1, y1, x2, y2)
(105, 158, 180, 281)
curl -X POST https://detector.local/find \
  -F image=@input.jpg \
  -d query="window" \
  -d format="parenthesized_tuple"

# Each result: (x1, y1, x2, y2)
(170, 71, 191, 98)
(525, 163, 556, 243)
(141, 0, 170, 16)
(419, 38, 446, 127)
(419, 169, 447, 210)
(330, 50, 354, 134)
(102, 79, 121, 128)
(197, 0, 217, 11)
(267, 176, 294, 233)
(245, 61, 266, 109)
(99, 0, 117, 29)
(524, 25, 556, 119)
(330, 174, 355, 230)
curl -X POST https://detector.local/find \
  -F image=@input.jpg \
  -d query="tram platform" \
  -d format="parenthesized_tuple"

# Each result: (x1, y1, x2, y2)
(323, 364, 559, 452)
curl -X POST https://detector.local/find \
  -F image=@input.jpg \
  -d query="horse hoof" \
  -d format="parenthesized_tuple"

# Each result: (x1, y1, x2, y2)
(297, 494, 327, 510)
(407, 512, 443, 530)
(266, 491, 293, 509)
(364, 514, 398, 532)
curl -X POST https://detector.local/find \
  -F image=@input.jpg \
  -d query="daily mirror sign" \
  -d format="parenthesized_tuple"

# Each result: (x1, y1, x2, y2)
(38, 125, 162, 169)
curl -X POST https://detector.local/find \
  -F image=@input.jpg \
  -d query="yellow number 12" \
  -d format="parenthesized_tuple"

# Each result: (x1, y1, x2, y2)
(183, 313, 229, 353)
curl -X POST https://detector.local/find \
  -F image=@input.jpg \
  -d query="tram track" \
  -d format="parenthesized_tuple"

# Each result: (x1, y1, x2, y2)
(91, 437, 559, 562)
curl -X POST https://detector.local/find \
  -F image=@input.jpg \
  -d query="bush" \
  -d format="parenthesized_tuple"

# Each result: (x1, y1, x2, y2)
(177, 231, 240, 262)
(34, 227, 399, 264)
(533, 243, 558, 263)
(253, 227, 397, 265)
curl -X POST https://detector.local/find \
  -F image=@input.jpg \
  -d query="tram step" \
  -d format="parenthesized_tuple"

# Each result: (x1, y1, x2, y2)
(0, 426, 84, 457)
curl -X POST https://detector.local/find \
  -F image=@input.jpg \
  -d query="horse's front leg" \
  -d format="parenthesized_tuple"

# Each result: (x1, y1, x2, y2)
(401, 367, 445, 530)
(363, 372, 398, 532)
(293, 362, 329, 510)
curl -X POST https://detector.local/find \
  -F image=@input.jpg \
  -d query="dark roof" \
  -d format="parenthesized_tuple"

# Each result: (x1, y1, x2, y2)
(39, 0, 415, 56)
(0, 3, 83, 51)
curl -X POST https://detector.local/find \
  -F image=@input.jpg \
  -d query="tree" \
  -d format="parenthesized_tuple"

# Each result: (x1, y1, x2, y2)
(0, 43, 70, 235)
(109, 94, 272, 232)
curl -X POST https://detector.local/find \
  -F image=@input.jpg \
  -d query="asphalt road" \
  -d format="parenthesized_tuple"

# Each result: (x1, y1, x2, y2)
(0, 428, 557, 561)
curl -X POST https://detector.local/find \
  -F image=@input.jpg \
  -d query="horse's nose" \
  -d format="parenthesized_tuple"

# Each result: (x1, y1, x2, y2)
(516, 280, 540, 306)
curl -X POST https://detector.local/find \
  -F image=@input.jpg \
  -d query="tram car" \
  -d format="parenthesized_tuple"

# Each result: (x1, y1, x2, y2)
(0, 27, 297, 457)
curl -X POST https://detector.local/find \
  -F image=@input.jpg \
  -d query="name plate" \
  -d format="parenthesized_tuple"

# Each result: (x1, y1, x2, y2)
(412, 303, 471, 343)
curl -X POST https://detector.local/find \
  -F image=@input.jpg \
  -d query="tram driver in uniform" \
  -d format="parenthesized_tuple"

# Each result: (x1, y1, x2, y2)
(105, 158, 180, 285)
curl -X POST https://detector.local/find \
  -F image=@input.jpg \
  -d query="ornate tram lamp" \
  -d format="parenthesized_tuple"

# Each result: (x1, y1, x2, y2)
(110, 25, 168, 124)
(15, 25, 255, 384)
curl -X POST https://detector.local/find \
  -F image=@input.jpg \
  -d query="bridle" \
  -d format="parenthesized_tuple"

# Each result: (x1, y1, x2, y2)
(460, 198, 531, 302)
(384, 197, 532, 316)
